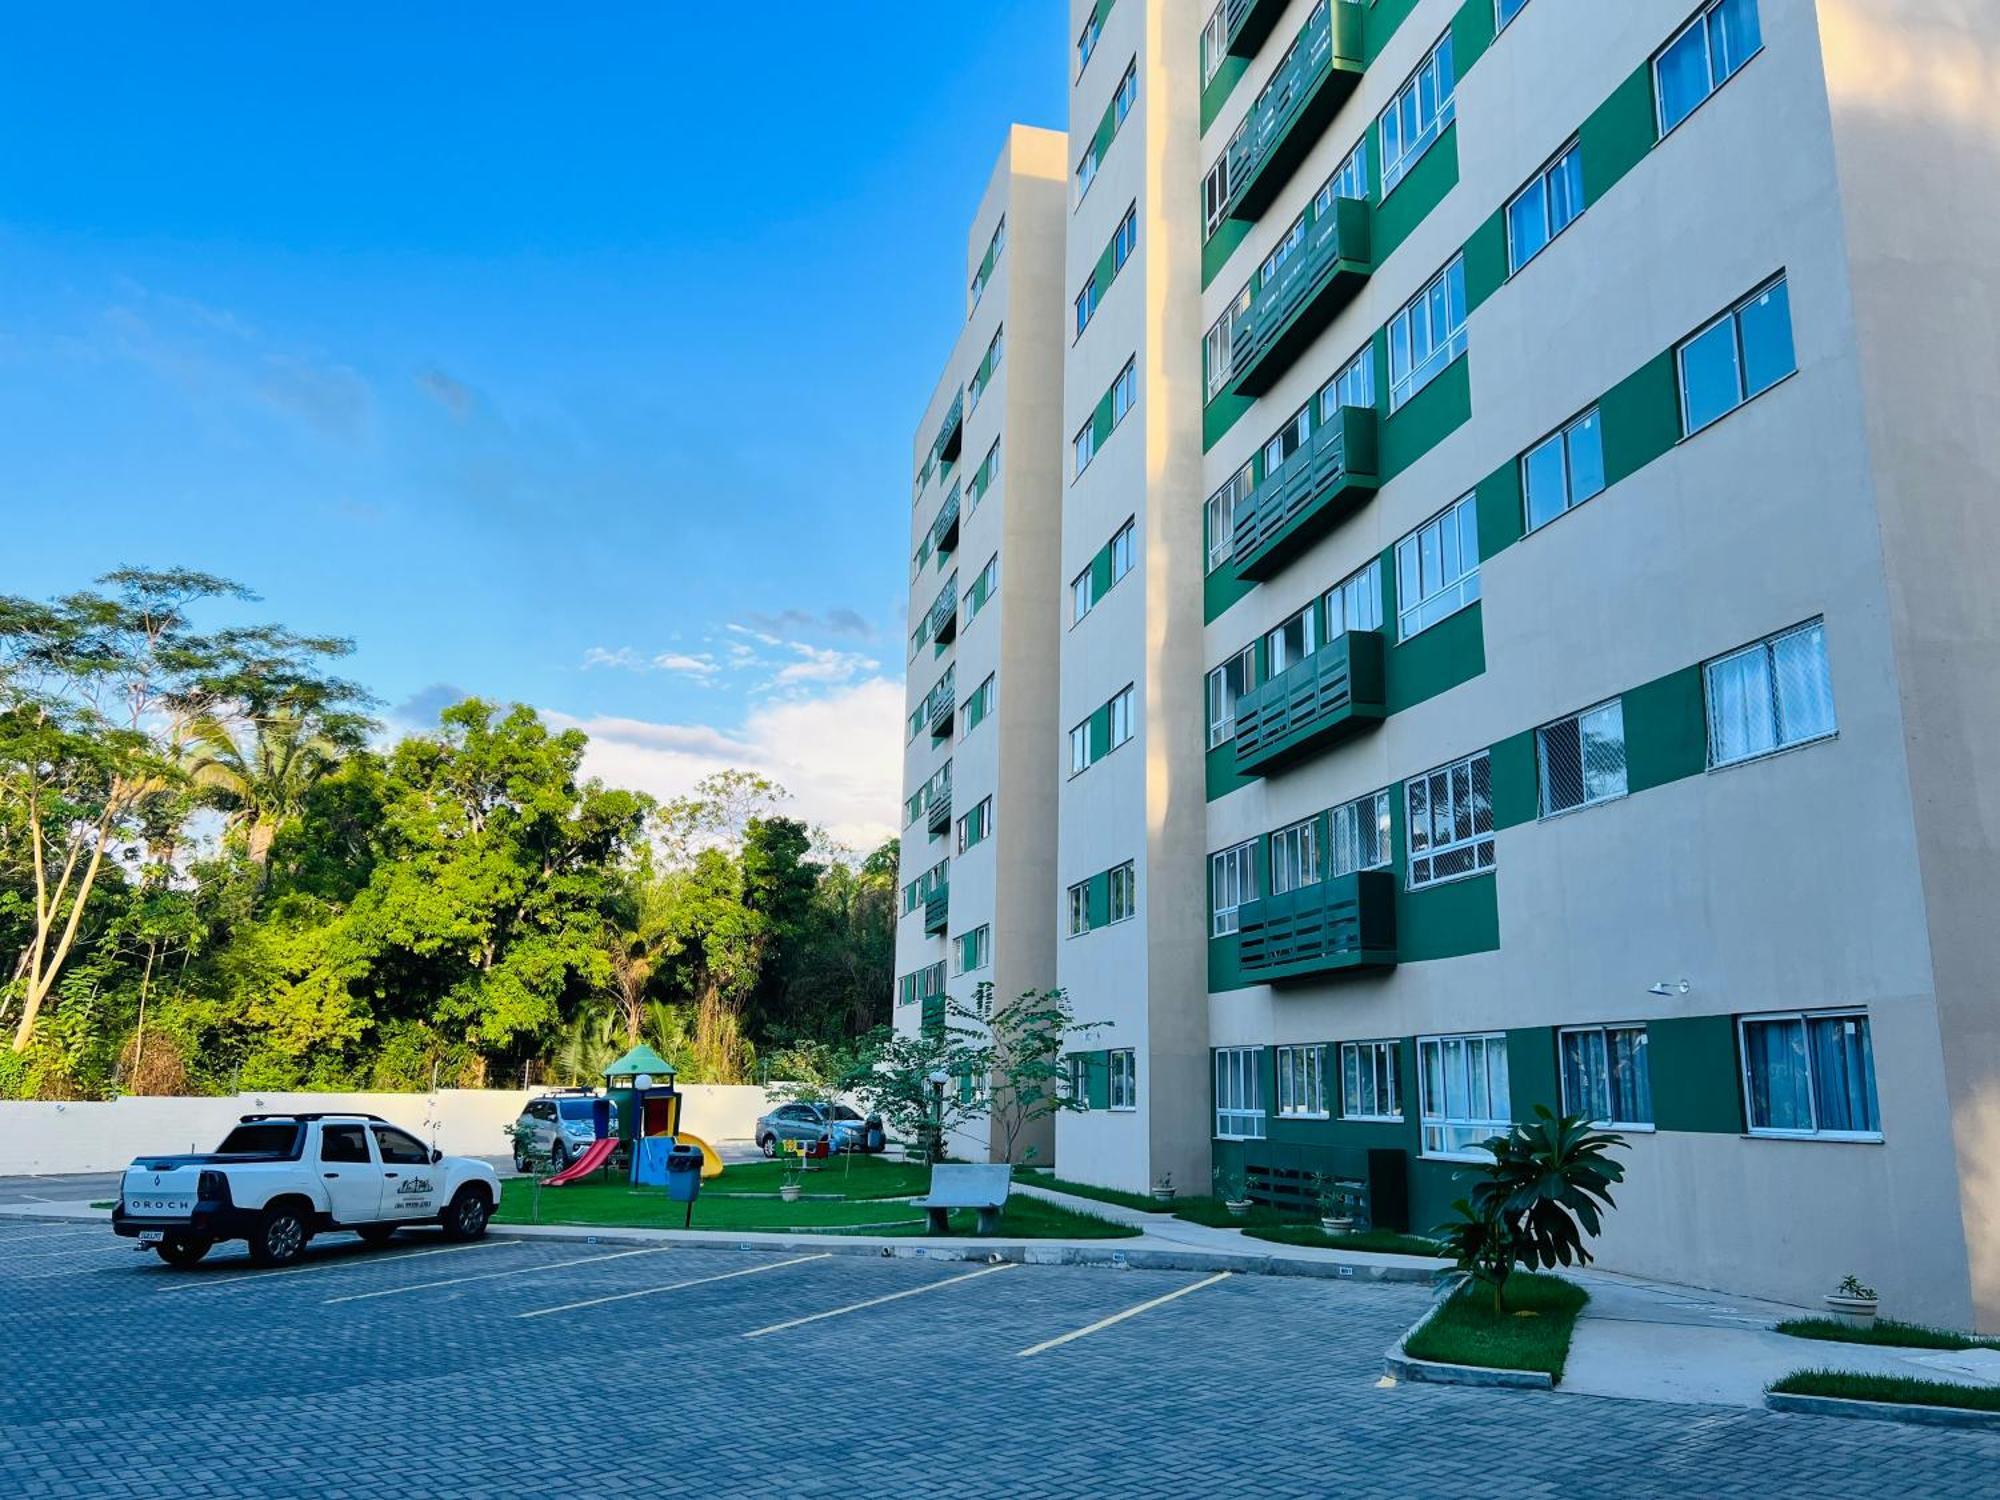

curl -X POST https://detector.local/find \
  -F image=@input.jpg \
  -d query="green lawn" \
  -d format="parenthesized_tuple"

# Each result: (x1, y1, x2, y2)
(873, 1195, 1138, 1240)
(1029, 1176, 1172, 1214)
(1774, 1316, 2000, 1352)
(1402, 1273, 1590, 1383)
(1771, 1369, 2000, 1413)
(1242, 1224, 1446, 1258)
(699, 1155, 933, 1200)
(1171, 1196, 1311, 1230)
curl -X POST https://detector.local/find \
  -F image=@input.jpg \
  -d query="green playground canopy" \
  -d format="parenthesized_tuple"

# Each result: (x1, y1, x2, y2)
(603, 1043, 676, 1080)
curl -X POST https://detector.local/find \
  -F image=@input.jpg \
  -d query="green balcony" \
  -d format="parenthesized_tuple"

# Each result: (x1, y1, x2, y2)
(931, 391, 965, 470)
(1237, 869, 1397, 981)
(926, 787, 952, 839)
(926, 676, 956, 740)
(1229, 196, 1371, 398)
(924, 883, 950, 936)
(1230, 405, 1378, 582)
(931, 483, 962, 563)
(1232, 630, 1386, 776)
(1224, 1, 1366, 224)
(927, 574, 959, 651)
(1223, 0, 1291, 59)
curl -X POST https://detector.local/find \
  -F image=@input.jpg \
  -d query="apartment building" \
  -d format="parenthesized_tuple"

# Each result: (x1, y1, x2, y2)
(902, 1, 2000, 1331)
(894, 127, 1070, 1163)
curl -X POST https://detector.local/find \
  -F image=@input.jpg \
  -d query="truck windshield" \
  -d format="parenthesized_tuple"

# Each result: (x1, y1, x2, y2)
(214, 1123, 304, 1157)
(556, 1099, 597, 1120)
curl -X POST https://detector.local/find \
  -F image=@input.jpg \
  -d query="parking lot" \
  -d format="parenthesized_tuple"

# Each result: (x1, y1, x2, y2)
(1, 1218, 1992, 1498)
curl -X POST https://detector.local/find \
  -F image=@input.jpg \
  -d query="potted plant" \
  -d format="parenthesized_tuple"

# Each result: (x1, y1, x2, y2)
(1311, 1173, 1357, 1237)
(1220, 1169, 1252, 1218)
(1824, 1274, 1879, 1329)
(1150, 1170, 1176, 1205)
(778, 1140, 804, 1203)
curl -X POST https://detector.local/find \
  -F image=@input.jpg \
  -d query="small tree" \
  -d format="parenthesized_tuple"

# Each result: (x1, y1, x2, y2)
(1433, 1107, 1627, 1312)
(975, 983, 1105, 1168)
(845, 1018, 988, 1164)
(503, 1119, 549, 1224)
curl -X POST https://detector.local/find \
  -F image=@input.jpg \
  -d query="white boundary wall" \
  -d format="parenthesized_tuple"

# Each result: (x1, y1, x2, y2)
(0, 1085, 783, 1176)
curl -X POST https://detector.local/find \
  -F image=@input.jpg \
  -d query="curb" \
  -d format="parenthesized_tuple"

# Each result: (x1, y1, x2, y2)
(1381, 1284, 1555, 1390)
(1765, 1391, 2000, 1431)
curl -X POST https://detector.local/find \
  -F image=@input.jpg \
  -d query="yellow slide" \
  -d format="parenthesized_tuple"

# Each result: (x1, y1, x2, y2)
(677, 1132, 725, 1179)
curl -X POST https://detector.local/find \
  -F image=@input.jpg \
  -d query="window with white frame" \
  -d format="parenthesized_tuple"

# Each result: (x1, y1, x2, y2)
(1317, 344, 1376, 422)
(961, 674, 994, 739)
(1210, 840, 1259, 936)
(955, 923, 991, 975)
(1327, 789, 1392, 878)
(955, 796, 992, 854)
(1705, 618, 1836, 767)
(1260, 213, 1306, 290)
(1214, 1047, 1266, 1139)
(1268, 817, 1320, 896)
(1508, 141, 1584, 274)
(1379, 30, 1457, 195)
(1077, 5, 1104, 75)
(1205, 283, 1252, 400)
(1112, 206, 1137, 272)
(1069, 1052, 1091, 1106)
(1203, 148, 1235, 238)
(1109, 1048, 1137, 1110)
(1076, 148, 1099, 202)
(1073, 417, 1097, 478)
(1206, 644, 1257, 747)
(1066, 880, 1091, 937)
(966, 554, 999, 625)
(1068, 722, 1092, 777)
(1395, 493, 1480, 639)
(1341, 1040, 1402, 1121)
(1740, 1009, 1880, 1139)
(1110, 359, 1138, 425)
(1109, 519, 1135, 587)
(1560, 1024, 1653, 1127)
(970, 216, 1005, 310)
(1071, 563, 1096, 625)
(1107, 860, 1137, 923)
(1276, 1044, 1328, 1117)
(1496, 0, 1532, 30)
(1406, 750, 1494, 889)
(1656, 0, 1762, 137)
(1112, 62, 1137, 129)
(1522, 407, 1605, 531)
(1322, 557, 1384, 636)
(1388, 254, 1468, 410)
(1539, 699, 1627, 816)
(1075, 277, 1101, 339)
(1262, 401, 1311, 476)
(1418, 1032, 1511, 1157)
(1679, 274, 1795, 435)
(1199, 4, 1228, 85)
(1205, 462, 1252, 572)
(1265, 600, 1317, 675)
(970, 325, 1004, 410)
(1107, 685, 1134, 753)
(1316, 137, 1370, 215)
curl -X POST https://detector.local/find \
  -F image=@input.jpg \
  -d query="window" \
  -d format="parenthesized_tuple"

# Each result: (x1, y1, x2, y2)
(1322, 558, 1384, 636)
(1269, 817, 1320, 896)
(1657, 0, 1762, 137)
(1112, 62, 1137, 128)
(1109, 519, 1135, 587)
(1265, 601, 1317, 675)
(1206, 644, 1256, 747)
(1076, 149, 1099, 202)
(1073, 418, 1097, 477)
(1205, 284, 1251, 400)
(1260, 214, 1306, 289)
(1327, 789, 1392, 878)
(1389, 255, 1468, 410)
(970, 325, 1004, 410)
(1205, 462, 1252, 573)
(1395, 493, 1480, 639)
(1496, 0, 1532, 29)
(1107, 685, 1134, 752)
(1262, 402, 1311, 476)
(1069, 722, 1092, 777)
(320, 1125, 371, 1164)
(1075, 277, 1100, 338)
(1069, 1053, 1091, 1107)
(954, 924, 990, 975)
(1406, 751, 1494, 889)
(1539, 700, 1627, 815)
(1705, 618, 1836, 767)
(1109, 1048, 1137, 1110)
(1111, 359, 1137, 425)
(1507, 141, 1584, 273)
(955, 796, 992, 854)
(1276, 1045, 1328, 1117)
(970, 216, 1005, 309)
(961, 674, 995, 738)
(1077, 6, 1104, 75)
(1316, 137, 1370, 213)
(968, 437, 1000, 513)
(1071, 564, 1096, 624)
(1107, 860, 1137, 923)
(1111, 206, 1138, 274)
(1203, 150, 1234, 238)
(1522, 408, 1606, 531)
(1066, 880, 1091, 937)
(1341, 1041, 1403, 1121)
(373, 1126, 432, 1165)
(1679, 275, 1795, 435)
(966, 554, 998, 625)
(1418, 1033, 1511, 1157)
(1316, 344, 1375, 422)
(1215, 1047, 1266, 1139)
(1560, 1025, 1653, 1128)
(1380, 30, 1456, 195)
(1200, 4, 1228, 85)
(1210, 840, 1259, 937)
(1740, 1009, 1881, 1139)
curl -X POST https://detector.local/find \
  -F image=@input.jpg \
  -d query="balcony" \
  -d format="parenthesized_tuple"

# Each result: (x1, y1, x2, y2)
(926, 787, 952, 840)
(924, 883, 950, 936)
(1224, 1, 1366, 224)
(925, 669, 956, 739)
(1229, 197, 1371, 398)
(1230, 405, 1378, 582)
(1223, 0, 1290, 59)
(1237, 869, 1397, 982)
(932, 391, 965, 469)
(927, 574, 959, 651)
(1233, 630, 1386, 776)
(931, 483, 962, 562)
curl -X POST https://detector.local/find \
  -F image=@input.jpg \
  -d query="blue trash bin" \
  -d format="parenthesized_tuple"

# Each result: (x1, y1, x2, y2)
(664, 1142, 704, 1225)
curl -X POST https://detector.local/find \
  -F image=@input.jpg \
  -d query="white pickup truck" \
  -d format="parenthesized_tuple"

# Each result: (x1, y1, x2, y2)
(113, 1112, 502, 1268)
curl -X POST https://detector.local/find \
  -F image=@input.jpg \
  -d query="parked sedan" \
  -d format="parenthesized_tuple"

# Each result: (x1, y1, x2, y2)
(755, 1102, 885, 1157)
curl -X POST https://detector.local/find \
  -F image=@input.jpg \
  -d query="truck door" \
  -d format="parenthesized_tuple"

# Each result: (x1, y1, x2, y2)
(318, 1124, 383, 1225)
(371, 1125, 440, 1219)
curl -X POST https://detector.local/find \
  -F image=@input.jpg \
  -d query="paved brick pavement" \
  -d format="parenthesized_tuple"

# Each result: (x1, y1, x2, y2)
(0, 1219, 1991, 1497)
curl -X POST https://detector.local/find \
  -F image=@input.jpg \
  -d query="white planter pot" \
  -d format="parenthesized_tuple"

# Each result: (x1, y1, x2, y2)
(1823, 1293, 1878, 1329)
(1224, 1199, 1252, 1218)
(1321, 1217, 1355, 1236)
(779, 1183, 801, 1204)
(1150, 1189, 1176, 1204)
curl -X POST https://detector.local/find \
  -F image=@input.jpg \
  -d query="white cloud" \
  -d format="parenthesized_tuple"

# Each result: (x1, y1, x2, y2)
(582, 646, 720, 679)
(770, 642, 879, 688)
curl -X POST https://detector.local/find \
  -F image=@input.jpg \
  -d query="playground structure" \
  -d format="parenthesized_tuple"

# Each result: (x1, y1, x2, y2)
(540, 1043, 724, 1187)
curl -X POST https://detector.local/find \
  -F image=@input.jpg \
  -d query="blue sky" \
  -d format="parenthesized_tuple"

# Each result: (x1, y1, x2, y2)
(0, 4, 1066, 846)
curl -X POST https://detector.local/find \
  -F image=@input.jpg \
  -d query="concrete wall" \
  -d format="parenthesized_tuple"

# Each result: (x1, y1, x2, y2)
(0, 1086, 781, 1177)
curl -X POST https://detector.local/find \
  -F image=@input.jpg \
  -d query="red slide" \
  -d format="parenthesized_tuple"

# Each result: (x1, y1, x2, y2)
(542, 1135, 619, 1186)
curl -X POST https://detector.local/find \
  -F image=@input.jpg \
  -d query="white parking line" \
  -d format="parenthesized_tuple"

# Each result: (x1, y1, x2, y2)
(324, 1245, 670, 1304)
(517, 1253, 832, 1319)
(1015, 1271, 1233, 1358)
(743, 1261, 1015, 1340)
(157, 1237, 509, 1292)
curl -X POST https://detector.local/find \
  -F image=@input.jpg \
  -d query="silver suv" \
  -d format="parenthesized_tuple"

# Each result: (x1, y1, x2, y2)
(512, 1090, 614, 1172)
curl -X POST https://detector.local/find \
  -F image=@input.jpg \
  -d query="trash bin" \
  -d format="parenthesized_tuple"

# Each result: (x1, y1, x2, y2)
(664, 1143, 705, 1205)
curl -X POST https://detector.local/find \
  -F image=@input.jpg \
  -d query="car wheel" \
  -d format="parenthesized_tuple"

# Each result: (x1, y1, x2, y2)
(512, 1150, 529, 1174)
(356, 1224, 398, 1248)
(549, 1139, 571, 1172)
(440, 1186, 491, 1242)
(248, 1205, 311, 1268)
(759, 1134, 777, 1158)
(154, 1234, 213, 1269)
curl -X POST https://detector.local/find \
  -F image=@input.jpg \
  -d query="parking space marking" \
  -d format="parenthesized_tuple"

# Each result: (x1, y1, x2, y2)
(517, 1252, 832, 1319)
(324, 1244, 670, 1304)
(743, 1261, 1015, 1340)
(1015, 1271, 1232, 1358)
(157, 1236, 510, 1292)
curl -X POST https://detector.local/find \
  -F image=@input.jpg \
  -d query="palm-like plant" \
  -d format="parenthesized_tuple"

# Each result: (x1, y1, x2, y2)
(182, 704, 359, 876)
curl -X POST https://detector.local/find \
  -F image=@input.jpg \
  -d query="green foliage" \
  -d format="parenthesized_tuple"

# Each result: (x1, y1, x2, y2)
(1768, 1369, 2000, 1412)
(1775, 1317, 1999, 1352)
(1403, 1272, 1589, 1382)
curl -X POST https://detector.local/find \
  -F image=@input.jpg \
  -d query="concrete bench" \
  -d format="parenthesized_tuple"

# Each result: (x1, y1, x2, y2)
(910, 1162, 1013, 1236)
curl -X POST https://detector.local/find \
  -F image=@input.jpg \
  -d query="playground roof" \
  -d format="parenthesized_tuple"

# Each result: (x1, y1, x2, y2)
(604, 1043, 676, 1080)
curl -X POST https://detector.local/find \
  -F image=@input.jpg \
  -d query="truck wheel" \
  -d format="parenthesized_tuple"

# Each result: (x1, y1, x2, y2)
(440, 1186, 491, 1242)
(356, 1224, 398, 1248)
(549, 1140, 571, 1172)
(248, 1205, 311, 1267)
(154, 1235, 213, 1269)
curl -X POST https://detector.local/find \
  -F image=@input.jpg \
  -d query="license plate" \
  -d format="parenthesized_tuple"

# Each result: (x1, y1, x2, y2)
(138, 1231, 164, 1246)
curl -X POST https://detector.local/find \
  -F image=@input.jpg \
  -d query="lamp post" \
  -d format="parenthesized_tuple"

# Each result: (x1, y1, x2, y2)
(926, 1068, 949, 1164)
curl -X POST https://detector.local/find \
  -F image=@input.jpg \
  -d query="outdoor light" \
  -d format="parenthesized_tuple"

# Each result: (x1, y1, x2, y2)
(1647, 979, 1691, 997)
(633, 1073, 654, 1091)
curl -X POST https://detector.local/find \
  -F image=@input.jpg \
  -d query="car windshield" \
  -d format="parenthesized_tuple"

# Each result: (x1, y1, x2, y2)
(832, 1105, 864, 1122)
(214, 1123, 304, 1157)
(556, 1099, 597, 1120)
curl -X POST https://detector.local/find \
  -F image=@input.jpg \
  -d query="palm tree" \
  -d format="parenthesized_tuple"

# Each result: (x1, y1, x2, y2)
(182, 705, 354, 876)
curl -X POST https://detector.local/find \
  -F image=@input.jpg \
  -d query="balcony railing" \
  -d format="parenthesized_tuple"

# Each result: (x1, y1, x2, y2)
(1229, 196, 1372, 398)
(1224, 1, 1366, 223)
(1230, 405, 1378, 582)
(1232, 630, 1386, 776)
(1237, 869, 1397, 981)
(924, 883, 950, 936)
(1223, 0, 1291, 59)
(931, 483, 962, 562)
(931, 391, 965, 470)
(925, 667, 957, 739)
(926, 787, 952, 839)
(927, 573, 959, 650)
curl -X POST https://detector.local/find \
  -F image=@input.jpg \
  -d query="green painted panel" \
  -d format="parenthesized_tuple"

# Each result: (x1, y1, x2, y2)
(1203, 217, 1253, 291)
(1600, 350, 1682, 488)
(1086, 870, 1112, 929)
(1204, 557, 1254, 624)
(1475, 458, 1524, 560)
(1579, 63, 1658, 205)
(1506, 1026, 1560, 1121)
(1206, 739, 1256, 803)
(1090, 382, 1117, 451)
(1201, 55, 1249, 133)
(1090, 543, 1115, 599)
(1449, 0, 1498, 76)
(1462, 207, 1508, 311)
(1203, 388, 1253, 451)
(1488, 729, 1538, 830)
(1397, 871, 1501, 962)
(1649, 1015, 1744, 1134)
(1086, 1049, 1111, 1111)
(1383, 599, 1485, 714)
(1088, 703, 1112, 762)
(1208, 932, 1252, 994)
(1372, 123, 1459, 264)
(1379, 353, 1471, 480)
(1361, 0, 1423, 64)
(1623, 666, 1708, 793)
